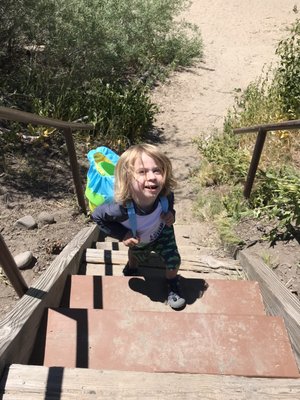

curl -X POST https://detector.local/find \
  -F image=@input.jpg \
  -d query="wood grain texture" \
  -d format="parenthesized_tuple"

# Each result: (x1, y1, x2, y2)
(0, 225, 99, 378)
(83, 262, 238, 279)
(85, 248, 242, 271)
(237, 249, 300, 370)
(1, 364, 300, 400)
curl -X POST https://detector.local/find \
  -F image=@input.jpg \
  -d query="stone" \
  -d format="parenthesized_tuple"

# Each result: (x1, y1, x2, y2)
(15, 215, 37, 229)
(37, 211, 55, 225)
(14, 251, 34, 270)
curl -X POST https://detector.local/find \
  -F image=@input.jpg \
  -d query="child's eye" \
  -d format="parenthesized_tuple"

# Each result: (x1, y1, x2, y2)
(135, 168, 162, 176)
(137, 170, 146, 175)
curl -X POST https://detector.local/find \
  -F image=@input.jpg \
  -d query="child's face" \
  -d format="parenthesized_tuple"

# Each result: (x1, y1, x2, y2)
(131, 152, 164, 207)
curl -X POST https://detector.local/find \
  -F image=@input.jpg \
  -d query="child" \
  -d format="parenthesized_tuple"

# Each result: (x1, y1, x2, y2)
(91, 143, 185, 309)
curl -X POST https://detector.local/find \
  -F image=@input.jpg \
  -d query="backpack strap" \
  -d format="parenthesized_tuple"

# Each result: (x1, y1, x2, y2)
(126, 201, 137, 238)
(159, 196, 169, 213)
(126, 196, 169, 238)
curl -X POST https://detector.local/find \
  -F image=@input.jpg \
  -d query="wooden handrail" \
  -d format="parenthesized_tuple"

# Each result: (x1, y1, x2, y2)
(0, 106, 93, 130)
(0, 107, 94, 297)
(0, 106, 94, 213)
(234, 119, 300, 134)
(0, 233, 28, 297)
(233, 119, 300, 198)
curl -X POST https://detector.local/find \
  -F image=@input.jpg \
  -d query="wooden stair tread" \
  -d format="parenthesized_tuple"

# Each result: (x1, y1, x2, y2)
(1, 364, 300, 400)
(84, 248, 242, 280)
(95, 241, 202, 252)
(81, 262, 238, 279)
(42, 308, 299, 377)
(86, 248, 241, 269)
(62, 275, 266, 315)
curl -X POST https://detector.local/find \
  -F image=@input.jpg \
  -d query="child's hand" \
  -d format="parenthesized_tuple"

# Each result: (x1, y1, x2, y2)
(122, 231, 140, 247)
(161, 211, 175, 227)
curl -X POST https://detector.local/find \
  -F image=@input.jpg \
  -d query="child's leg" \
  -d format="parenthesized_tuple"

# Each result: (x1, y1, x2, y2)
(152, 226, 186, 309)
(123, 248, 139, 276)
(123, 246, 150, 276)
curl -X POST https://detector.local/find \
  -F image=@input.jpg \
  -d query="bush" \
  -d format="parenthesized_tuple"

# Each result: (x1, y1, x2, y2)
(275, 19, 300, 118)
(194, 132, 250, 185)
(250, 168, 300, 244)
(0, 0, 202, 142)
(194, 20, 300, 245)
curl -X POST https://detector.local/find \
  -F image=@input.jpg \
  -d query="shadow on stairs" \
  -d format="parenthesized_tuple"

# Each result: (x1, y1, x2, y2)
(0, 226, 299, 399)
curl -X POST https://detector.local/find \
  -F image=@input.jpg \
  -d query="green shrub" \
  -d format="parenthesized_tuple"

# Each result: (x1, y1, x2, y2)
(250, 168, 300, 243)
(0, 0, 202, 142)
(275, 19, 300, 118)
(195, 19, 300, 245)
(194, 132, 250, 185)
(224, 19, 300, 128)
(224, 70, 283, 133)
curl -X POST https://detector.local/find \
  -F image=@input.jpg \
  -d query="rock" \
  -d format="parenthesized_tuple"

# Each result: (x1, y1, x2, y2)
(14, 251, 34, 270)
(37, 211, 55, 225)
(15, 215, 37, 229)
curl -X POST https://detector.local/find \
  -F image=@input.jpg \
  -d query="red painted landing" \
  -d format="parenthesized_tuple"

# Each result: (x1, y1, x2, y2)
(62, 275, 266, 315)
(43, 308, 299, 377)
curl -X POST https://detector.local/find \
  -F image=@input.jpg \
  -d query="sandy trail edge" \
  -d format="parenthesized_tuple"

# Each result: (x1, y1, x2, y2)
(151, 0, 298, 228)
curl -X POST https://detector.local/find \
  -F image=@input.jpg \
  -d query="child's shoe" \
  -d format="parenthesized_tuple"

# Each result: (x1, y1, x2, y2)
(123, 262, 139, 276)
(166, 276, 186, 309)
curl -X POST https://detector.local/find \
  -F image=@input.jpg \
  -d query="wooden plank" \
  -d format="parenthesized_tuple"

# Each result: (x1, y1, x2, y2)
(85, 248, 242, 272)
(66, 275, 266, 315)
(82, 262, 235, 279)
(237, 249, 300, 370)
(0, 225, 99, 378)
(1, 364, 300, 399)
(43, 309, 299, 376)
(96, 241, 203, 254)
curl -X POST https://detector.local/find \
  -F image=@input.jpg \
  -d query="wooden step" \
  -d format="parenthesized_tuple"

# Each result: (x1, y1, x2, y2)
(42, 308, 299, 377)
(1, 364, 300, 400)
(62, 275, 266, 315)
(81, 262, 238, 279)
(83, 248, 243, 280)
(95, 241, 202, 253)
(85, 248, 241, 270)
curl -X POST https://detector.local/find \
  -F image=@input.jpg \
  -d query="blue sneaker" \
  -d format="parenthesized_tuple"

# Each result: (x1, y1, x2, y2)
(167, 276, 186, 309)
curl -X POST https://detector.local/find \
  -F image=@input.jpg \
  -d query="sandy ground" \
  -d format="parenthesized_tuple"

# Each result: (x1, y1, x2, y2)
(151, 0, 300, 296)
(152, 0, 299, 223)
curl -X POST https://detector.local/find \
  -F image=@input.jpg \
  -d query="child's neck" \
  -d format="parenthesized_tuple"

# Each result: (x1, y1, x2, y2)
(134, 198, 156, 213)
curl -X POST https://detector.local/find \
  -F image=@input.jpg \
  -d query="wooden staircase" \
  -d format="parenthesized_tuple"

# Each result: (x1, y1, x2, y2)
(0, 224, 299, 399)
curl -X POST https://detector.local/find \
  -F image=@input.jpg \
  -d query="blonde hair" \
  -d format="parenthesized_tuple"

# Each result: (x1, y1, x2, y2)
(114, 143, 177, 204)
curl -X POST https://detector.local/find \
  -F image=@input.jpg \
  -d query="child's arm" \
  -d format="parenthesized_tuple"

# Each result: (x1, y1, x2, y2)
(161, 211, 175, 226)
(91, 203, 130, 241)
(160, 192, 176, 226)
(122, 231, 140, 247)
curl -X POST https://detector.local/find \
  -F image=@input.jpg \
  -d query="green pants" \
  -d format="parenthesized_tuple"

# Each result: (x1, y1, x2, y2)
(130, 225, 181, 270)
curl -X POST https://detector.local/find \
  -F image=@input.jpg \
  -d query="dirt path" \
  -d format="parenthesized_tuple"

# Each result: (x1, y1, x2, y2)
(152, 0, 299, 226)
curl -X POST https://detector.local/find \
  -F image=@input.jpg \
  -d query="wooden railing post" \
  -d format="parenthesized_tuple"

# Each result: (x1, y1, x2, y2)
(63, 127, 87, 214)
(0, 233, 28, 298)
(243, 127, 267, 198)
(234, 118, 300, 199)
(0, 107, 93, 214)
